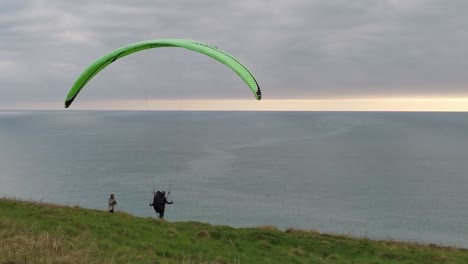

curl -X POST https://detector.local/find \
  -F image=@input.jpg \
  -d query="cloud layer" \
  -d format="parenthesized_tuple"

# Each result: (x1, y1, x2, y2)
(1, 0, 468, 107)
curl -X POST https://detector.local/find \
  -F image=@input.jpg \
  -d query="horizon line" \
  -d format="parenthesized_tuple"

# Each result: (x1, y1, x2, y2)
(3, 97, 468, 112)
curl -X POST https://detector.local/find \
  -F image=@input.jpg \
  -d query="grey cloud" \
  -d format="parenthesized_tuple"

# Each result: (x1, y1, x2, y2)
(1, 0, 468, 105)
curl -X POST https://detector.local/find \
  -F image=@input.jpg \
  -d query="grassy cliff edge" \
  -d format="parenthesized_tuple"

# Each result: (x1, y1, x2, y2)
(1, 198, 467, 264)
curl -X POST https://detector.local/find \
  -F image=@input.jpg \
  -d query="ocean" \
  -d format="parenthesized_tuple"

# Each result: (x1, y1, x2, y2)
(1, 110, 468, 248)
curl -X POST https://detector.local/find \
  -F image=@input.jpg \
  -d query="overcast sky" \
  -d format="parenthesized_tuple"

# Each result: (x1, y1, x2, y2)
(1, 0, 468, 109)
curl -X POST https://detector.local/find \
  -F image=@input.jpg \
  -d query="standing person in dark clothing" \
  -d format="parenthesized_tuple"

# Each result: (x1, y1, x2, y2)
(149, 190, 173, 219)
(108, 193, 117, 213)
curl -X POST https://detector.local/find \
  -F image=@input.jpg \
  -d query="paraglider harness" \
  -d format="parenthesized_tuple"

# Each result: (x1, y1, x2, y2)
(150, 191, 165, 213)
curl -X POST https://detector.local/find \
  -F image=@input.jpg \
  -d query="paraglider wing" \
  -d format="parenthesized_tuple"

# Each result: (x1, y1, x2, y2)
(65, 39, 261, 108)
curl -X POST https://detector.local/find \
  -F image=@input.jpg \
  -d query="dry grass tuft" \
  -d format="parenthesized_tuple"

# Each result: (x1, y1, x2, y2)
(256, 225, 279, 231)
(285, 227, 320, 235)
(289, 247, 306, 256)
(0, 217, 97, 264)
(0, 231, 97, 264)
(197, 230, 211, 239)
(166, 227, 178, 238)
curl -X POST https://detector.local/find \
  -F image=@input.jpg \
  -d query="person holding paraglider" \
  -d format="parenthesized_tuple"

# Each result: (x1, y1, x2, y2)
(149, 190, 173, 219)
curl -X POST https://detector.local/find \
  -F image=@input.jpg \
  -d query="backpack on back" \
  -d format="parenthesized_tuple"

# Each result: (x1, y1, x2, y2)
(152, 191, 164, 212)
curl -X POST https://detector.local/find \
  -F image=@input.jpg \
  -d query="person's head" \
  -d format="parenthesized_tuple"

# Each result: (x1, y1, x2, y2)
(110, 193, 114, 198)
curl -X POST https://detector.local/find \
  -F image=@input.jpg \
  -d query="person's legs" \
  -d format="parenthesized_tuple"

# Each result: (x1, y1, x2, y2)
(159, 209, 165, 219)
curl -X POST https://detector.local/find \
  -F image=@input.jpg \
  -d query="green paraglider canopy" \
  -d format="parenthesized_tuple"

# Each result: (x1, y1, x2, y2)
(65, 39, 262, 108)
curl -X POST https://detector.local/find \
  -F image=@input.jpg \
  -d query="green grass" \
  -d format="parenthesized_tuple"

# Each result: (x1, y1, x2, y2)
(1, 198, 468, 263)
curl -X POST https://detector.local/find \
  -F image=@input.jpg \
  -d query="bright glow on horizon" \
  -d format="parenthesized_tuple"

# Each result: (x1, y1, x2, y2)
(4, 97, 468, 111)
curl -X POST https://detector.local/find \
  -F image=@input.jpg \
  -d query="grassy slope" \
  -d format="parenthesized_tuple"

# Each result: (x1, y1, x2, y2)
(1, 198, 467, 264)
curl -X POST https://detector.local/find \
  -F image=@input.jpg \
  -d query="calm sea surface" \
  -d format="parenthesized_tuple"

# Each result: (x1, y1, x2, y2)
(1, 111, 468, 247)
